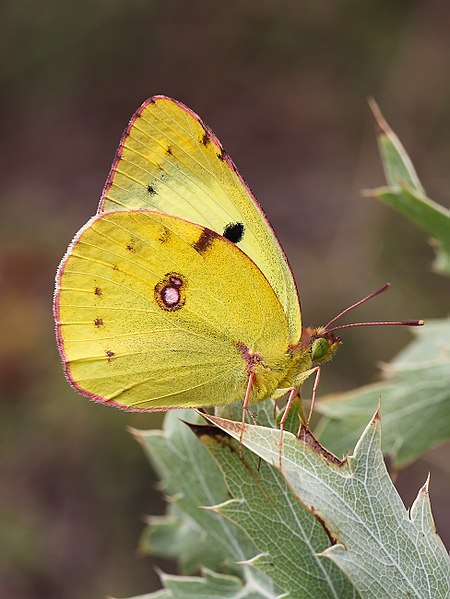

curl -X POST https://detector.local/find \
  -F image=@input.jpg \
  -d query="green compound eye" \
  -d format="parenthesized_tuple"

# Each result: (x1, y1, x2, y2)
(311, 337, 330, 362)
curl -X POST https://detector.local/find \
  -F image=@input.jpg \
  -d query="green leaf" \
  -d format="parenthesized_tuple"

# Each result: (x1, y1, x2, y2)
(122, 566, 275, 599)
(315, 319, 450, 468)
(161, 568, 265, 599)
(131, 409, 280, 597)
(276, 397, 303, 435)
(371, 185, 448, 244)
(201, 418, 360, 598)
(365, 100, 450, 276)
(368, 99, 424, 193)
(121, 563, 281, 599)
(205, 412, 450, 599)
(370, 185, 450, 273)
(139, 503, 221, 574)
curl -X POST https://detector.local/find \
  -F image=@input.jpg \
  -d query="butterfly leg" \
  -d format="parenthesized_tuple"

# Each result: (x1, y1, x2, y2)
(306, 366, 321, 426)
(277, 386, 298, 469)
(273, 400, 278, 422)
(240, 371, 256, 458)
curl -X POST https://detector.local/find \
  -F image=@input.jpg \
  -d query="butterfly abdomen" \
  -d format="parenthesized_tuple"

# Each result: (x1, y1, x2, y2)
(250, 343, 314, 402)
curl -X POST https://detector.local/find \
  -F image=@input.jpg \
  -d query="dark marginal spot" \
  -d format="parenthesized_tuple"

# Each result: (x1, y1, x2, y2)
(154, 272, 187, 312)
(126, 244, 135, 253)
(159, 227, 171, 243)
(217, 147, 227, 161)
(200, 131, 211, 146)
(166, 145, 173, 156)
(112, 264, 119, 271)
(106, 350, 115, 362)
(223, 222, 244, 243)
(147, 185, 157, 195)
(94, 287, 102, 297)
(193, 227, 219, 255)
(94, 318, 104, 328)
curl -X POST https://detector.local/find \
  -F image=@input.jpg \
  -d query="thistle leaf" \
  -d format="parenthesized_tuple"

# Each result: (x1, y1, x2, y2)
(131, 410, 280, 597)
(205, 411, 450, 598)
(365, 100, 450, 276)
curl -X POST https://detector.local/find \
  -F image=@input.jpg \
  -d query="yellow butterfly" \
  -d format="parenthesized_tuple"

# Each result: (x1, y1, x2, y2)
(54, 96, 420, 426)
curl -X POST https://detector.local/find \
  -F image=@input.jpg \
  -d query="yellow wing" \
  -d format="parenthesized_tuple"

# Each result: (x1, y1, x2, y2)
(55, 211, 292, 410)
(98, 96, 301, 343)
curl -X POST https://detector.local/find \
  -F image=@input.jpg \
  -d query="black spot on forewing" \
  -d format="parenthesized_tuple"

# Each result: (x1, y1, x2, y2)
(223, 222, 244, 243)
(126, 244, 135, 253)
(94, 287, 102, 297)
(193, 227, 219, 255)
(147, 185, 157, 195)
(106, 350, 115, 362)
(166, 145, 173, 156)
(94, 318, 104, 328)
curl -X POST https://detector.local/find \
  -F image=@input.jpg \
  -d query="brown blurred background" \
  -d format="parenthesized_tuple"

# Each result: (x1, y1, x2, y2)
(1, 1, 449, 598)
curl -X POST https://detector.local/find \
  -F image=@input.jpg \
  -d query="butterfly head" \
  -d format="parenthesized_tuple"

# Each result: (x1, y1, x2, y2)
(301, 327, 341, 366)
(300, 282, 424, 368)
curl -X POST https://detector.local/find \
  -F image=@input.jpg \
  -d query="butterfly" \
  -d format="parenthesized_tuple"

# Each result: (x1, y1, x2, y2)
(54, 96, 421, 429)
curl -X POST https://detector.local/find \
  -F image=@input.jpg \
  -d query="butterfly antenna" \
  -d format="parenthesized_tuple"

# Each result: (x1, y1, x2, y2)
(323, 282, 424, 333)
(323, 282, 391, 330)
(326, 319, 424, 334)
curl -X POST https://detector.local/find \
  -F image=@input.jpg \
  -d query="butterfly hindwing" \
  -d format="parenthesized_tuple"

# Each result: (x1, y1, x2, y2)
(99, 96, 301, 342)
(55, 211, 291, 410)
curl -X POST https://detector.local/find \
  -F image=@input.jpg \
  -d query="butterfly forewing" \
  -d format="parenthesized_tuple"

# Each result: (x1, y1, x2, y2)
(55, 211, 291, 410)
(99, 96, 301, 343)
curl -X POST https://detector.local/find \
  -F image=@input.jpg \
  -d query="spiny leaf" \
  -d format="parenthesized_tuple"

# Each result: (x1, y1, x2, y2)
(315, 319, 450, 468)
(368, 98, 424, 193)
(205, 411, 450, 599)
(120, 568, 260, 599)
(139, 503, 223, 574)
(121, 566, 274, 599)
(369, 185, 450, 273)
(131, 410, 280, 597)
(365, 100, 450, 276)
(199, 415, 360, 599)
(160, 568, 269, 599)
